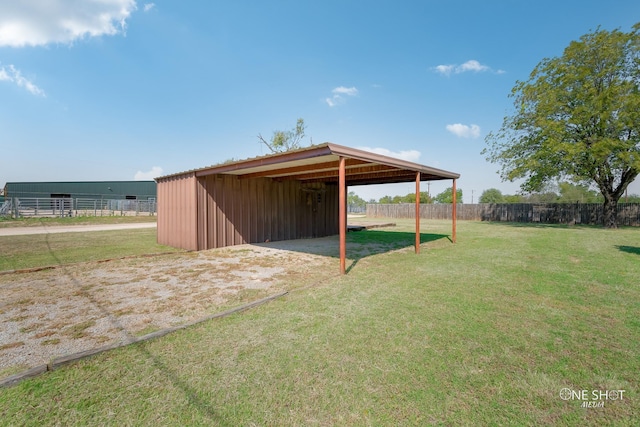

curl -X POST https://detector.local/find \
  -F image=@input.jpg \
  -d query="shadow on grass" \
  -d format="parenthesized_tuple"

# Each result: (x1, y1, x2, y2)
(254, 229, 450, 274)
(346, 230, 450, 273)
(617, 245, 640, 255)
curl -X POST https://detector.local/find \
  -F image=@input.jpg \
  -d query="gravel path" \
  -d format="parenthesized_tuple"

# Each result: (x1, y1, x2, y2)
(0, 222, 156, 236)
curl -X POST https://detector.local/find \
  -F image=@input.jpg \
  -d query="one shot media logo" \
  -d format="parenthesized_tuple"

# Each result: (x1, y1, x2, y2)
(560, 388, 626, 408)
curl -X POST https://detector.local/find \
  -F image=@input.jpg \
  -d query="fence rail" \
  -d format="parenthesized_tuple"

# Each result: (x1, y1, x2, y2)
(2, 198, 156, 218)
(366, 203, 640, 227)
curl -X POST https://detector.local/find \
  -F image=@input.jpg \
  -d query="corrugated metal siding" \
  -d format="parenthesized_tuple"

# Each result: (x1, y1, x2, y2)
(157, 173, 198, 250)
(181, 175, 338, 250)
(158, 172, 339, 251)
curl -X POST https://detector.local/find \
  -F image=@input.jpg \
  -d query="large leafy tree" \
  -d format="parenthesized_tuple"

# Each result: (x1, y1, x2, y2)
(483, 24, 640, 228)
(347, 191, 366, 210)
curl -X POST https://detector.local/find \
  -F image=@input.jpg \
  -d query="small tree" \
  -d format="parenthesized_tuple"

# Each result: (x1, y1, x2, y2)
(434, 187, 463, 204)
(347, 191, 366, 211)
(419, 191, 433, 204)
(479, 188, 505, 203)
(557, 182, 601, 203)
(504, 194, 526, 203)
(258, 118, 309, 153)
(526, 191, 559, 203)
(483, 24, 640, 228)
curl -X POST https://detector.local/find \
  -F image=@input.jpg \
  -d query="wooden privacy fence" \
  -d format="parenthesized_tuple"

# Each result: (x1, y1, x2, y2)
(366, 203, 640, 226)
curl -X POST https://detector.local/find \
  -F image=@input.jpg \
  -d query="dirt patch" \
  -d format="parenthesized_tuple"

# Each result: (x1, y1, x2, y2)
(0, 239, 338, 376)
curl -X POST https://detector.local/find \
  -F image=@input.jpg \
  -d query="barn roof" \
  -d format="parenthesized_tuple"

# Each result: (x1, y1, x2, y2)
(157, 142, 459, 185)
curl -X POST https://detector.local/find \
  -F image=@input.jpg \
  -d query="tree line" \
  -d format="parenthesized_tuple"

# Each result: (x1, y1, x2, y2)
(349, 187, 463, 209)
(479, 183, 640, 204)
(349, 181, 640, 208)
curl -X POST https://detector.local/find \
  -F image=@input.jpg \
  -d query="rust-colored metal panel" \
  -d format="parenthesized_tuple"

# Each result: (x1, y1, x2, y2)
(156, 173, 198, 251)
(183, 174, 339, 250)
(158, 170, 341, 251)
(241, 178, 250, 244)
(196, 177, 207, 250)
(255, 178, 265, 243)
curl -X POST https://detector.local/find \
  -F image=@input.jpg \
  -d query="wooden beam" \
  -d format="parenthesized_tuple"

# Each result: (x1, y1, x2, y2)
(339, 156, 346, 275)
(415, 172, 420, 254)
(452, 178, 457, 243)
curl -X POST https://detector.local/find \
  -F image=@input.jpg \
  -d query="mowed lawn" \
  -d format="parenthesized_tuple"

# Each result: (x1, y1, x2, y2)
(0, 217, 173, 272)
(1, 220, 638, 425)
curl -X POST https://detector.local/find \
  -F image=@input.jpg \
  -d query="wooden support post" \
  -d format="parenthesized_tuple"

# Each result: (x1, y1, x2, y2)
(415, 172, 420, 254)
(339, 156, 346, 274)
(452, 178, 457, 243)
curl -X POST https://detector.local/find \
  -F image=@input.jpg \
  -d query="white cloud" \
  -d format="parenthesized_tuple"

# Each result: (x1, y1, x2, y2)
(143, 3, 156, 12)
(432, 60, 501, 76)
(434, 64, 455, 75)
(0, 64, 45, 96)
(134, 166, 163, 180)
(356, 146, 421, 163)
(458, 60, 489, 73)
(0, 0, 137, 47)
(446, 123, 481, 138)
(325, 86, 358, 107)
(333, 86, 358, 96)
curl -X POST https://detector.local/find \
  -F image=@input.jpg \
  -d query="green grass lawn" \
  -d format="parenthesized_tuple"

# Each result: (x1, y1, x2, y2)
(1, 220, 638, 426)
(0, 227, 176, 271)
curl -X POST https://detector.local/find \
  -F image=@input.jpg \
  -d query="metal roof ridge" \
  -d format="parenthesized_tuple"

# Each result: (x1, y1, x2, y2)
(156, 143, 335, 180)
(156, 141, 459, 180)
(326, 143, 460, 179)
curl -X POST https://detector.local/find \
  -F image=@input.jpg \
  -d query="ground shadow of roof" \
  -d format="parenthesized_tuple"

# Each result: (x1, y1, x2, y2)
(251, 229, 450, 273)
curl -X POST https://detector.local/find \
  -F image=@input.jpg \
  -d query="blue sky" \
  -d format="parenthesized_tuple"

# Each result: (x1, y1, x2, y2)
(1, 1, 639, 203)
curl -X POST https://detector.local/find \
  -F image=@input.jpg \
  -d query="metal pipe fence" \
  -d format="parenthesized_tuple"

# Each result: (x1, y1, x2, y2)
(2, 198, 156, 218)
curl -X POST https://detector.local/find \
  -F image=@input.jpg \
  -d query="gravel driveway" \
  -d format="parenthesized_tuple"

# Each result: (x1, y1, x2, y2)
(0, 222, 157, 236)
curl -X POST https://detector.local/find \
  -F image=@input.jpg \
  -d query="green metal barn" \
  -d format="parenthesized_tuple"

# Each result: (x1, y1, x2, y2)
(1, 181, 157, 218)
(3, 181, 156, 200)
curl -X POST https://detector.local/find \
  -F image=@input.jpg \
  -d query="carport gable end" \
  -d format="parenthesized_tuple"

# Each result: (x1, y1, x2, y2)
(155, 142, 460, 274)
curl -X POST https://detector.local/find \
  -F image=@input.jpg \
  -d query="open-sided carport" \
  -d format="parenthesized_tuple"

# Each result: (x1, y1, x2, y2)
(156, 143, 460, 274)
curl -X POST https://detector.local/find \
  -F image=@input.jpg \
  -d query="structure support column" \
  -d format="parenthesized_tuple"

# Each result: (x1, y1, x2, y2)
(452, 178, 457, 243)
(415, 172, 420, 254)
(339, 156, 347, 274)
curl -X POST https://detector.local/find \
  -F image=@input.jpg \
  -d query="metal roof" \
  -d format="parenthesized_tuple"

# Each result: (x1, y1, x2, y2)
(157, 143, 460, 185)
